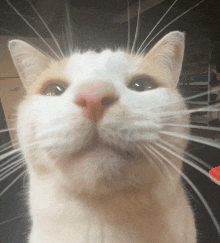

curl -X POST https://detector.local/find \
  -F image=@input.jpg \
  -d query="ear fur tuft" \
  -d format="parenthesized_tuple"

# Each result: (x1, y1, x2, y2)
(8, 40, 51, 90)
(145, 31, 185, 87)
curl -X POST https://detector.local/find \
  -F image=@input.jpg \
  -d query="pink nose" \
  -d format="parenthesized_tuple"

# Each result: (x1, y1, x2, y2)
(74, 82, 118, 122)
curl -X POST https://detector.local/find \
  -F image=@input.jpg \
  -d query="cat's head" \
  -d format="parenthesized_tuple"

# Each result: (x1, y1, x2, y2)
(9, 31, 188, 195)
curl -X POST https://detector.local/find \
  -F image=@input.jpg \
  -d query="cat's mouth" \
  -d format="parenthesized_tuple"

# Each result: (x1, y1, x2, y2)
(108, 145, 135, 159)
(88, 133, 136, 159)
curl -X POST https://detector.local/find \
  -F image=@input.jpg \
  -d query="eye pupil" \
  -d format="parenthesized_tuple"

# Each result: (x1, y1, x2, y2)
(43, 83, 66, 96)
(128, 77, 156, 92)
(133, 82, 145, 92)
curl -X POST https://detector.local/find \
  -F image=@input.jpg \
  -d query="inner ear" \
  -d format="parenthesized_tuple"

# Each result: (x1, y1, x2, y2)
(8, 40, 51, 90)
(145, 31, 185, 87)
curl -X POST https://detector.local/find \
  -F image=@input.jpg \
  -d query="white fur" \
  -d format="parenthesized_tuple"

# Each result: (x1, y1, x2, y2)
(10, 32, 197, 242)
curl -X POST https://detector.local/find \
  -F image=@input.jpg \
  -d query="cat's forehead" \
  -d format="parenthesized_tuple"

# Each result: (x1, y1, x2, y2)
(65, 50, 138, 82)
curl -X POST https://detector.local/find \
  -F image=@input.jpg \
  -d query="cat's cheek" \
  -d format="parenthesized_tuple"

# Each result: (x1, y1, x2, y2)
(18, 95, 95, 158)
(37, 124, 95, 159)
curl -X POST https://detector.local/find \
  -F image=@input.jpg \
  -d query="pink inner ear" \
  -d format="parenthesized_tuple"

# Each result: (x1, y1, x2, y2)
(209, 167, 220, 184)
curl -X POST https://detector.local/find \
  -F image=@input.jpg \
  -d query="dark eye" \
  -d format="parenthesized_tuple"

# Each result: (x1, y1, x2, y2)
(43, 83, 67, 96)
(128, 77, 157, 92)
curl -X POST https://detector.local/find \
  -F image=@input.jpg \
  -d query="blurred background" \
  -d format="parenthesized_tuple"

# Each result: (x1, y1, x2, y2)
(0, 0, 220, 242)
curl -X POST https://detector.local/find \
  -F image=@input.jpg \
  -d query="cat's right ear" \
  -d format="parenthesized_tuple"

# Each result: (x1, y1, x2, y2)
(8, 40, 51, 90)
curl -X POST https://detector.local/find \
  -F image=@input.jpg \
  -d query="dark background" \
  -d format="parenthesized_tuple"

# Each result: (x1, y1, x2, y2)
(0, 0, 220, 64)
(0, 0, 220, 242)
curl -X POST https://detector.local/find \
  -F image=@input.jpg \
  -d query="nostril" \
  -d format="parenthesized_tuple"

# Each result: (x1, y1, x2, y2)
(101, 97, 117, 106)
(75, 96, 87, 107)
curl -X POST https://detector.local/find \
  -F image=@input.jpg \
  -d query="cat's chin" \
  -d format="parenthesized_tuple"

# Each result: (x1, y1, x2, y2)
(48, 134, 150, 195)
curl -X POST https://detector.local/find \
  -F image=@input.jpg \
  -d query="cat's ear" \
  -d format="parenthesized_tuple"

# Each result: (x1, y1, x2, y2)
(8, 40, 51, 90)
(145, 31, 185, 87)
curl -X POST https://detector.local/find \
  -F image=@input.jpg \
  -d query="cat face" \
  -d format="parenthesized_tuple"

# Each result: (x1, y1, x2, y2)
(9, 31, 188, 194)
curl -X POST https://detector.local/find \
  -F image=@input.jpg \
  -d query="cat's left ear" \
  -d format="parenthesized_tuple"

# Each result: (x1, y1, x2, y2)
(8, 40, 51, 90)
(145, 31, 185, 87)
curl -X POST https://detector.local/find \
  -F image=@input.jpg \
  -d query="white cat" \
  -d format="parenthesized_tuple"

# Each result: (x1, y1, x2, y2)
(8, 31, 197, 242)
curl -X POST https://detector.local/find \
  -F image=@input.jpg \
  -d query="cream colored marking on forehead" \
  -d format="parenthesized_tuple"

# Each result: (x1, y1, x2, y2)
(65, 50, 137, 84)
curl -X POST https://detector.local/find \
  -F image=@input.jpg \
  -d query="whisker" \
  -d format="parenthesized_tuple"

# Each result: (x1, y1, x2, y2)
(137, 144, 162, 174)
(147, 143, 198, 201)
(160, 139, 212, 169)
(162, 123, 220, 133)
(0, 147, 23, 161)
(181, 87, 220, 103)
(0, 141, 14, 153)
(25, 0, 64, 57)
(156, 142, 210, 178)
(0, 158, 24, 176)
(0, 128, 16, 133)
(184, 150, 213, 170)
(127, 0, 131, 52)
(0, 139, 42, 162)
(0, 161, 25, 181)
(0, 170, 26, 197)
(160, 131, 220, 150)
(131, 0, 141, 53)
(149, 104, 219, 121)
(136, 0, 179, 54)
(65, 0, 74, 55)
(150, 144, 220, 236)
(141, 144, 176, 187)
(5, 0, 60, 60)
(140, 0, 205, 54)
(141, 87, 220, 117)
(0, 215, 23, 226)
(0, 27, 22, 37)
(62, 27, 68, 56)
(0, 153, 22, 171)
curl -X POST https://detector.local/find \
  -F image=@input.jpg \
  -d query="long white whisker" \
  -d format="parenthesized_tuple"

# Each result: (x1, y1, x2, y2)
(5, 0, 60, 60)
(150, 144, 220, 236)
(0, 27, 21, 37)
(62, 27, 68, 56)
(137, 0, 179, 54)
(156, 142, 210, 178)
(0, 215, 23, 226)
(131, 0, 141, 53)
(0, 141, 14, 153)
(0, 127, 16, 133)
(0, 170, 26, 197)
(147, 143, 197, 200)
(141, 144, 176, 187)
(162, 123, 220, 133)
(137, 144, 162, 173)
(160, 139, 212, 169)
(160, 131, 220, 150)
(183, 150, 213, 170)
(0, 148, 23, 161)
(0, 161, 25, 181)
(149, 104, 219, 121)
(127, 0, 131, 52)
(65, 0, 74, 55)
(140, 0, 205, 55)
(25, 0, 64, 57)
(0, 159, 24, 173)
(0, 153, 22, 171)
(144, 87, 220, 117)
(0, 140, 42, 162)
(181, 87, 220, 103)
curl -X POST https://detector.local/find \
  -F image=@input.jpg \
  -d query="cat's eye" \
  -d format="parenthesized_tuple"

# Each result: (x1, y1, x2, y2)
(128, 77, 157, 92)
(43, 83, 67, 96)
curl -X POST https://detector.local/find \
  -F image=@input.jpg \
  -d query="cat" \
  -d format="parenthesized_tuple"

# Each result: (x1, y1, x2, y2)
(1, 0, 220, 242)
(7, 31, 197, 242)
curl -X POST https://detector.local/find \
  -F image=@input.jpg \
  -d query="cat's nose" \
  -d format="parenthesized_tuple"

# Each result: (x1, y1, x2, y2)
(74, 81, 118, 122)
